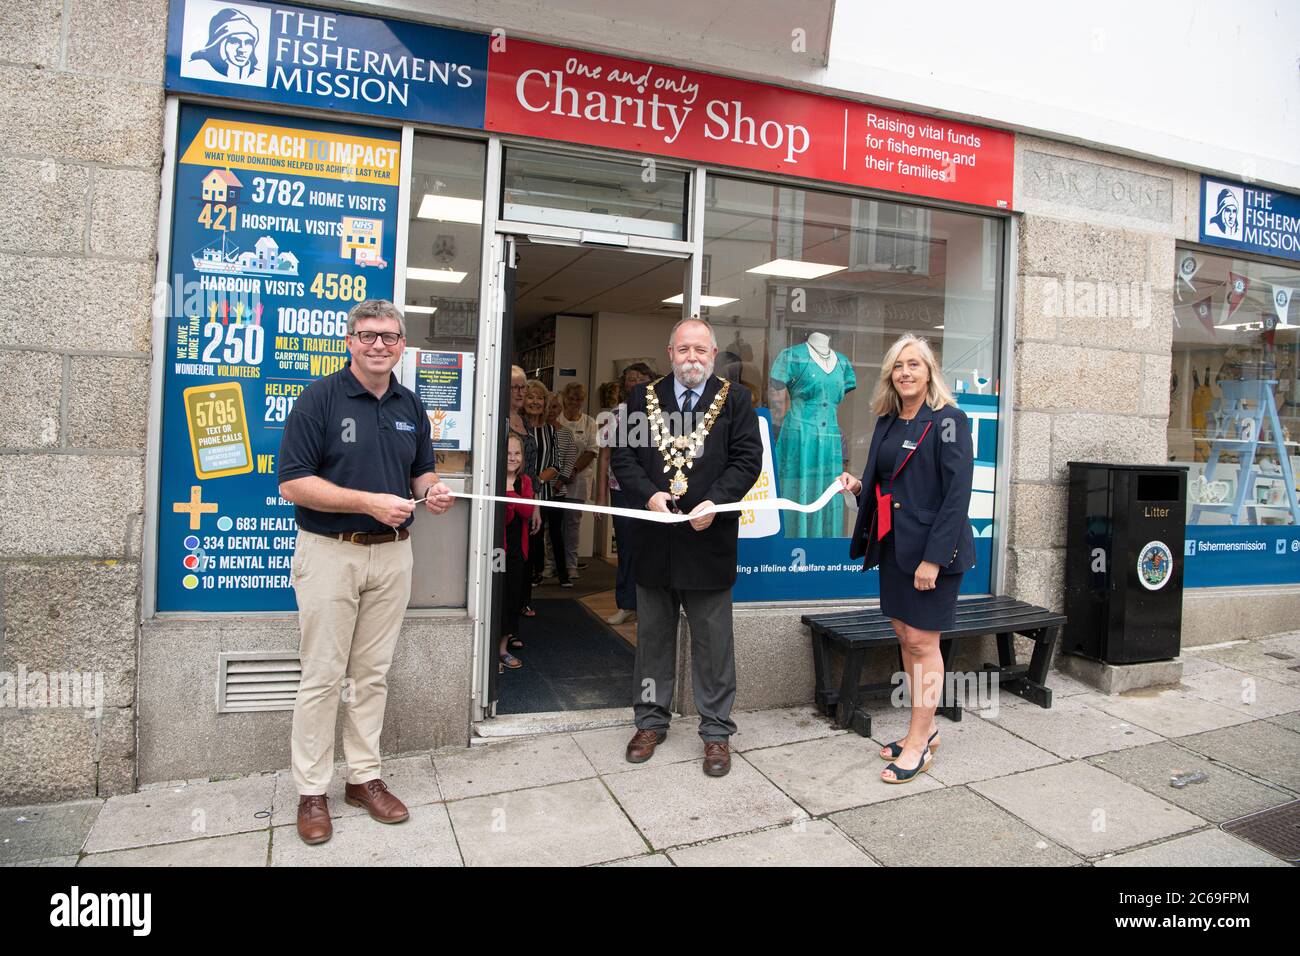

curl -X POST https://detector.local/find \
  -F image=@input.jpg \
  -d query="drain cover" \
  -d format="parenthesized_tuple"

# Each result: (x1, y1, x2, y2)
(1222, 799, 1300, 862)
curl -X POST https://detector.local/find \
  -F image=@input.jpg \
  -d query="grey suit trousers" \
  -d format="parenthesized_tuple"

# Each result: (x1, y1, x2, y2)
(633, 584, 737, 740)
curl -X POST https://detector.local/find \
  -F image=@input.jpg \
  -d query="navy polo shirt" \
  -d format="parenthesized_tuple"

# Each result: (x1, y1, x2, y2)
(278, 365, 438, 535)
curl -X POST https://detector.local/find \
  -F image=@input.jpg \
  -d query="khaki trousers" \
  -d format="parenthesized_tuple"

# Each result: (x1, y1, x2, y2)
(290, 530, 412, 795)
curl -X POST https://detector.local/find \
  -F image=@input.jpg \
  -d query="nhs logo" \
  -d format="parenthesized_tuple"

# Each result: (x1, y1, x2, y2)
(178, 0, 271, 88)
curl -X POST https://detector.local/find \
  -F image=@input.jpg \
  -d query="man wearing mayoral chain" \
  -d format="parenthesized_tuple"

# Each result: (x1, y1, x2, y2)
(611, 317, 762, 776)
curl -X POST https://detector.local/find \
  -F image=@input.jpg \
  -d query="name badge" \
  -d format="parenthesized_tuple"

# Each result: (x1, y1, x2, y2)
(902, 440, 917, 450)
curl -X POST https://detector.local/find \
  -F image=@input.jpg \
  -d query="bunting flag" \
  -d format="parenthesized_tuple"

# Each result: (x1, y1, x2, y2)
(1273, 286, 1293, 327)
(1192, 295, 1215, 335)
(1176, 252, 1199, 300)
(1219, 272, 1249, 326)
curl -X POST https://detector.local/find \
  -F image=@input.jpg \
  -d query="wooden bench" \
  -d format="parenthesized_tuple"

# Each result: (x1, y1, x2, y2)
(801, 595, 1066, 738)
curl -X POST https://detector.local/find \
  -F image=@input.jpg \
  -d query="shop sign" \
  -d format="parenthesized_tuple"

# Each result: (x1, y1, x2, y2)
(487, 39, 1014, 209)
(1199, 176, 1300, 263)
(165, 0, 488, 129)
(156, 104, 402, 611)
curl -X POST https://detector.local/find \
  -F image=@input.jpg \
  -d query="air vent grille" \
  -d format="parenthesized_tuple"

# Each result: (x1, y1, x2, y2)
(217, 652, 301, 713)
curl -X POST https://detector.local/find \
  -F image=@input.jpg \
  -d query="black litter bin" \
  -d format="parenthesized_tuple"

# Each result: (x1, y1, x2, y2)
(1063, 462, 1188, 663)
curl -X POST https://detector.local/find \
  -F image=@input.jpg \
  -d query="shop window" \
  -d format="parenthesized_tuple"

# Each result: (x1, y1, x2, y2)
(403, 134, 487, 608)
(702, 175, 1003, 603)
(1170, 248, 1300, 587)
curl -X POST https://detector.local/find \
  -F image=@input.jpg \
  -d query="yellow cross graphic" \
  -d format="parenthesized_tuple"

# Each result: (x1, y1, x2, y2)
(173, 485, 218, 530)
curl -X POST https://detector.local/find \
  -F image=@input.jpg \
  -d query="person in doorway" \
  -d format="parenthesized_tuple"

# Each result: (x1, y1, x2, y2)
(596, 362, 654, 625)
(507, 365, 541, 617)
(499, 432, 533, 671)
(278, 299, 455, 846)
(558, 382, 599, 580)
(524, 380, 576, 588)
(839, 333, 975, 785)
(612, 318, 762, 777)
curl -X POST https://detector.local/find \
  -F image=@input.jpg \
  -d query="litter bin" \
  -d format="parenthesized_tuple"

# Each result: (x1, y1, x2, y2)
(1063, 462, 1188, 663)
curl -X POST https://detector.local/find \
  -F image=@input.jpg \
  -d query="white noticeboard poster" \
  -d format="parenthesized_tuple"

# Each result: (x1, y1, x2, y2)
(739, 414, 779, 538)
(401, 349, 475, 450)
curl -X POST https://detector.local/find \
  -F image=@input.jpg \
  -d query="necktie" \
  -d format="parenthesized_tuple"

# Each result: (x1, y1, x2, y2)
(680, 389, 694, 415)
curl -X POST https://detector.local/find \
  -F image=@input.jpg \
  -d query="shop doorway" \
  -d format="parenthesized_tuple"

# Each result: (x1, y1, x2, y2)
(486, 237, 688, 721)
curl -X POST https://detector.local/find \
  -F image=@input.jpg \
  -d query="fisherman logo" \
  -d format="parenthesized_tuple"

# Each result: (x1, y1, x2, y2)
(1137, 540, 1174, 591)
(50, 886, 151, 936)
(1204, 180, 1243, 241)
(179, 0, 271, 88)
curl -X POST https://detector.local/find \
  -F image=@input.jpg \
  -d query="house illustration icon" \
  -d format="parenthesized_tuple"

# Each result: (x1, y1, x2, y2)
(202, 169, 243, 203)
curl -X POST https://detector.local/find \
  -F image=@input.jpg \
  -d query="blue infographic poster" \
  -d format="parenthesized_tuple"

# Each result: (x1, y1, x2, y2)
(156, 103, 400, 611)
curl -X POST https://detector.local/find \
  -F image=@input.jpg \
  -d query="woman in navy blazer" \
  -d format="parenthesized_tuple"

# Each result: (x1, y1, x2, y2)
(839, 334, 975, 784)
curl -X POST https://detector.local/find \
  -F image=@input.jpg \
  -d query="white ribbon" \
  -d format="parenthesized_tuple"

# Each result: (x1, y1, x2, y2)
(416, 479, 856, 524)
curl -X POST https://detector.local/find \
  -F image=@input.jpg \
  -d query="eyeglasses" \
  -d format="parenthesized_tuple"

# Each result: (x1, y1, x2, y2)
(353, 330, 403, 346)
(510, 384, 526, 392)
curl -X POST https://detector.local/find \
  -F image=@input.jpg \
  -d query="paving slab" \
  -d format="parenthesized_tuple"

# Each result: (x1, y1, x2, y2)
(865, 704, 1060, 786)
(1087, 741, 1294, 823)
(271, 802, 461, 866)
(0, 799, 102, 864)
(743, 734, 942, 816)
(1084, 685, 1252, 738)
(598, 853, 674, 866)
(80, 830, 269, 867)
(1179, 667, 1300, 719)
(729, 705, 846, 752)
(1176, 721, 1300, 792)
(446, 777, 645, 866)
(0, 856, 78, 867)
(268, 755, 441, 827)
(1267, 710, 1300, 734)
(667, 819, 876, 867)
(831, 786, 1080, 867)
(570, 718, 701, 775)
(1096, 828, 1290, 867)
(1186, 639, 1299, 673)
(84, 776, 275, 854)
(970, 761, 1205, 857)
(1176, 654, 1229, 677)
(974, 694, 1162, 759)
(1259, 632, 1300, 657)
(433, 735, 596, 801)
(603, 754, 801, 849)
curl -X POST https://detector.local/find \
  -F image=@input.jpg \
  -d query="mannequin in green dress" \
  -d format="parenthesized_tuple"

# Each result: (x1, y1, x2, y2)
(769, 332, 856, 538)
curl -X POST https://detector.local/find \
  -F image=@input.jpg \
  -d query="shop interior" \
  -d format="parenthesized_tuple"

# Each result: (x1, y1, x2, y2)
(1169, 249, 1300, 526)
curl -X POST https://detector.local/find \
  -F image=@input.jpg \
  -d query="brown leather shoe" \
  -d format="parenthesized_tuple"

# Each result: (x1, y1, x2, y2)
(297, 795, 332, 844)
(703, 740, 731, 777)
(344, 778, 410, 823)
(625, 728, 667, 764)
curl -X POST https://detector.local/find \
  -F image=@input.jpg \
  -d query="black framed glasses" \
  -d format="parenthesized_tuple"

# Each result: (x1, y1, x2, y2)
(353, 330, 403, 346)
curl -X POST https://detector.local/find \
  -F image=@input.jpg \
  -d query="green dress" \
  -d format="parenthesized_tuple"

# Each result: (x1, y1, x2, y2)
(770, 345, 856, 538)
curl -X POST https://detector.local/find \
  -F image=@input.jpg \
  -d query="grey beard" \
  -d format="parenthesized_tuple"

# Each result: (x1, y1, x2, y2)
(674, 361, 712, 388)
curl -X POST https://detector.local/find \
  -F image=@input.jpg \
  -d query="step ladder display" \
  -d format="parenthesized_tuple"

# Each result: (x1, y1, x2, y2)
(1189, 379, 1300, 526)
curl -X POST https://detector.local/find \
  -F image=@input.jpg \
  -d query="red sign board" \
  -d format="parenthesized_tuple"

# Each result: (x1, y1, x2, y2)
(486, 40, 1014, 209)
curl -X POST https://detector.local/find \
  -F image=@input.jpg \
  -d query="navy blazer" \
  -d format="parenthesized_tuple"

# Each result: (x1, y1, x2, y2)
(610, 374, 762, 589)
(847, 402, 976, 576)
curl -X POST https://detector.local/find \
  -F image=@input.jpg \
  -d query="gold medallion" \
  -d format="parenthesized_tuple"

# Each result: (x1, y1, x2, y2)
(644, 375, 731, 502)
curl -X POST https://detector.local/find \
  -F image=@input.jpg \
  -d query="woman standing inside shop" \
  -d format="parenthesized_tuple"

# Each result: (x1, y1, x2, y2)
(508, 366, 542, 617)
(839, 334, 975, 784)
(524, 380, 576, 588)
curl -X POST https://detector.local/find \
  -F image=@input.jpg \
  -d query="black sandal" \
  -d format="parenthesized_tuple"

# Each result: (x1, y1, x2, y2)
(880, 728, 939, 761)
(882, 747, 933, 785)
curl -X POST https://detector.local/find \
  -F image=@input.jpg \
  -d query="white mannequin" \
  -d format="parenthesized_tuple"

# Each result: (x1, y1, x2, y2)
(806, 331, 837, 373)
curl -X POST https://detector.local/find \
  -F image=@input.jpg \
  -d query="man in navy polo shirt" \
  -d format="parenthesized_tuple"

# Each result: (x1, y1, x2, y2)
(278, 299, 454, 846)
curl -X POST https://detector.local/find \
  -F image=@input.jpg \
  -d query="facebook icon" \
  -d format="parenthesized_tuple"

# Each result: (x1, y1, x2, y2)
(1185, 539, 1196, 557)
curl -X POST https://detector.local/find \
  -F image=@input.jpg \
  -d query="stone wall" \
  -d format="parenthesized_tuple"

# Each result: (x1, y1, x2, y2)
(1003, 137, 1191, 615)
(0, 0, 169, 802)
